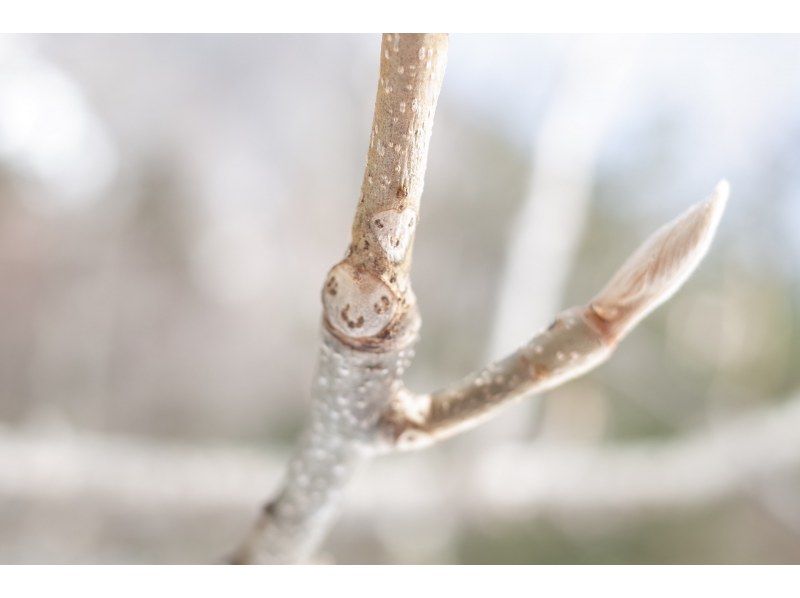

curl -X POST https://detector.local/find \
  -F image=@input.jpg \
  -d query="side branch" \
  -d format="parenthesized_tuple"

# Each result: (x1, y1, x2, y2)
(381, 182, 730, 448)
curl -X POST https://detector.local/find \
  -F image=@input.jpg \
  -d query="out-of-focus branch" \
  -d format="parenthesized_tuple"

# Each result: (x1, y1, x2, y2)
(462, 391, 800, 517)
(479, 39, 639, 442)
(380, 182, 729, 448)
(0, 426, 278, 511)
(488, 39, 640, 361)
(3, 385, 799, 526)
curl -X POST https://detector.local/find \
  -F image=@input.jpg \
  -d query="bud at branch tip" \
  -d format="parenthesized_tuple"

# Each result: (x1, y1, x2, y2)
(590, 180, 730, 339)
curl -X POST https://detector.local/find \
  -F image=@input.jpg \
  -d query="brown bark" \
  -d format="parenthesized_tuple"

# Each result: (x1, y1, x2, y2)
(322, 33, 447, 352)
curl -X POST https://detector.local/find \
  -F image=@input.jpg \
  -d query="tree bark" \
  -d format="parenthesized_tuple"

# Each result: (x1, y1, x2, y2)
(231, 33, 448, 565)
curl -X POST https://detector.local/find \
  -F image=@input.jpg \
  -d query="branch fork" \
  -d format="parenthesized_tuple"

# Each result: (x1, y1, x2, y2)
(232, 33, 729, 564)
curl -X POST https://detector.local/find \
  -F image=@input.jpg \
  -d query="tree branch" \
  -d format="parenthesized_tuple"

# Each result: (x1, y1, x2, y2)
(380, 181, 729, 448)
(4, 386, 799, 537)
(232, 33, 728, 564)
(322, 32, 447, 350)
(231, 33, 448, 564)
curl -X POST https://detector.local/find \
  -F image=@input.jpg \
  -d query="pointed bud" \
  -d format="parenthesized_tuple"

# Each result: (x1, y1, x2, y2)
(591, 180, 729, 339)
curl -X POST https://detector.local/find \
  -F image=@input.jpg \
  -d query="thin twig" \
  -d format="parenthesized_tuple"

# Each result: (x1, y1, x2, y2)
(379, 182, 729, 448)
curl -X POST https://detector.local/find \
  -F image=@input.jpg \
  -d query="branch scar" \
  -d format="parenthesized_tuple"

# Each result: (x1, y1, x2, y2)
(370, 208, 417, 263)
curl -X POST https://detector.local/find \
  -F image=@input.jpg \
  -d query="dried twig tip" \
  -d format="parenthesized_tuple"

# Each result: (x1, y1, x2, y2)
(591, 180, 730, 338)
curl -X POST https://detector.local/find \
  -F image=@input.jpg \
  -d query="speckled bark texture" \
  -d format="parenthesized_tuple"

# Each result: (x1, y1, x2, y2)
(230, 328, 415, 564)
(231, 33, 444, 564)
(380, 182, 729, 449)
(231, 33, 728, 564)
(323, 33, 447, 350)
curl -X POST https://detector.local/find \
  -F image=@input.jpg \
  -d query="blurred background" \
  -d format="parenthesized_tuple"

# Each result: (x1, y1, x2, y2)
(0, 34, 799, 564)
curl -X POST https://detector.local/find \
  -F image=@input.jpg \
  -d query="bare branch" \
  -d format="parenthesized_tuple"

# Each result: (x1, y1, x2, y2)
(381, 182, 729, 448)
(4, 386, 799, 538)
(231, 33, 448, 564)
(322, 33, 448, 350)
(232, 34, 727, 564)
